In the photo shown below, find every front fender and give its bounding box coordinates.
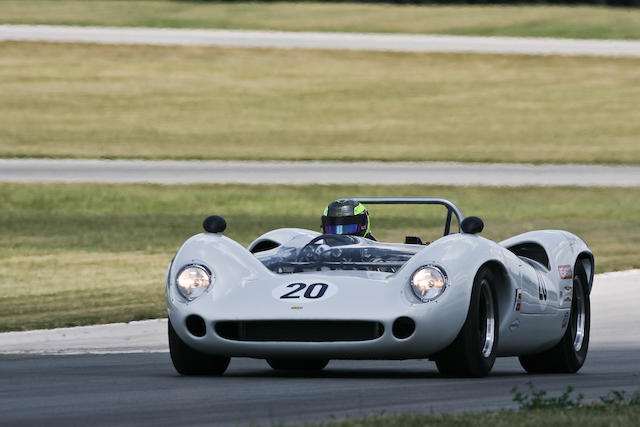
[167,233,275,307]
[397,234,518,347]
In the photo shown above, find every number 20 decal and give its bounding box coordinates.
[281,283,328,299]
[272,282,337,302]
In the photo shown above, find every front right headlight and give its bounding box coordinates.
[176,264,213,301]
[410,265,447,302]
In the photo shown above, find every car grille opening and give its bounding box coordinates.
[215,320,384,342]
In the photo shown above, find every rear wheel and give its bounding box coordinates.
[266,358,329,371]
[518,265,590,374]
[434,267,499,378]
[168,319,230,376]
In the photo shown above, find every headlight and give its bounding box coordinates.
[176,264,213,301]
[410,265,447,302]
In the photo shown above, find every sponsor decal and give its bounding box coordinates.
[290,306,303,310]
[561,311,570,329]
[513,289,522,312]
[558,265,573,280]
[564,296,572,303]
[509,319,520,332]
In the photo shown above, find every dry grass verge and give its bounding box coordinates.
[1,42,639,164]
[1,183,638,331]
[2,2,640,39]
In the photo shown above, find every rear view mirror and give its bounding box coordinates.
[461,216,484,234]
[203,215,227,233]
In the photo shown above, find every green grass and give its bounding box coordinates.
[3,1,640,40]
[1,42,639,164]
[297,404,640,427]
[300,387,640,426]
[1,183,639,332]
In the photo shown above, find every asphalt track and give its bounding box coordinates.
[1,349,639,427]
[2,159,640,186]
[1,271,638,426]
[1,25,640,57]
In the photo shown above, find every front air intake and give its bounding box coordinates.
[215,320,384,342]
[392,317,416,339]
[186,315,206,337]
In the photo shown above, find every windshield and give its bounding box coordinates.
[254,234,422,274]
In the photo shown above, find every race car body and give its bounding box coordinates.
[165,198,593,377]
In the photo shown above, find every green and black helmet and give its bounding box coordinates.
[321,199,372,238]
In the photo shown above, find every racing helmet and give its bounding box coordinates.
[321,199,371,237]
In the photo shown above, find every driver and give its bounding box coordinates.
[321,199,376,240]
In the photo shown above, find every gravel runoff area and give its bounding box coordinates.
[0,270,638,355]
[1,25,640,57]
[1,159,639,186]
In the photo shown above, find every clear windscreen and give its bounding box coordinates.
[254,234,422,274]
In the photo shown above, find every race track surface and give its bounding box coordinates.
[1,271,638,425]
[1,349,639,427]
[2,159,640,186]
[1,25,640,57]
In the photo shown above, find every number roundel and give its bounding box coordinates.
[272,282,337,302]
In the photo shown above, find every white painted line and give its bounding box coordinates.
[2,159,640,186]
[589,270,640,349]
[1,25,640,57]
[0,271,638,355]
[595,269,640,278]
[0,319,168,355]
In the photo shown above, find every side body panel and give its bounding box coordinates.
[498,230,594,356]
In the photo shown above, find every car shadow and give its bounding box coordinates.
[222,367,526,379]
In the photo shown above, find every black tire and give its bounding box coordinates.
[434,267,499,378]
[168,319,230,376]
[266,358,329,371]
[518,264,590,374]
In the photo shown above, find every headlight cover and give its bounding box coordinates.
[410,265,447,302]
[175,264,213,301]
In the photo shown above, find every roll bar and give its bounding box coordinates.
[351,197,464,235]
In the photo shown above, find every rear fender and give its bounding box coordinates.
[500,230,594,294]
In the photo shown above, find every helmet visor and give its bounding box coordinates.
[323,223,364,235]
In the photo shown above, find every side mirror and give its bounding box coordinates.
[203,215,227,233]
[461,216,484,234]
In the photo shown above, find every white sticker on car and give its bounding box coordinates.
[272,282,338,303]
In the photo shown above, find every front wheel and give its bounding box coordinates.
[266,358,329,371]
[434,267,499,378]
[518,265,590,374]
[168,319,230,376]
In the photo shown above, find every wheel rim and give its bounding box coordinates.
[478,279,495,358]
[571,278,586,352]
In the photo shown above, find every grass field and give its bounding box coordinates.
[1,42,639,164]
[303,404,640,427]
[1,183,639,332]
[308,405,639,426]
[2,1,640,40]
[304,386,640,426]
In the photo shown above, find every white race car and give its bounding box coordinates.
[165,197,593,377]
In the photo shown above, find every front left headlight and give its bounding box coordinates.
[410,265,447,302]
[176,264,213,301]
